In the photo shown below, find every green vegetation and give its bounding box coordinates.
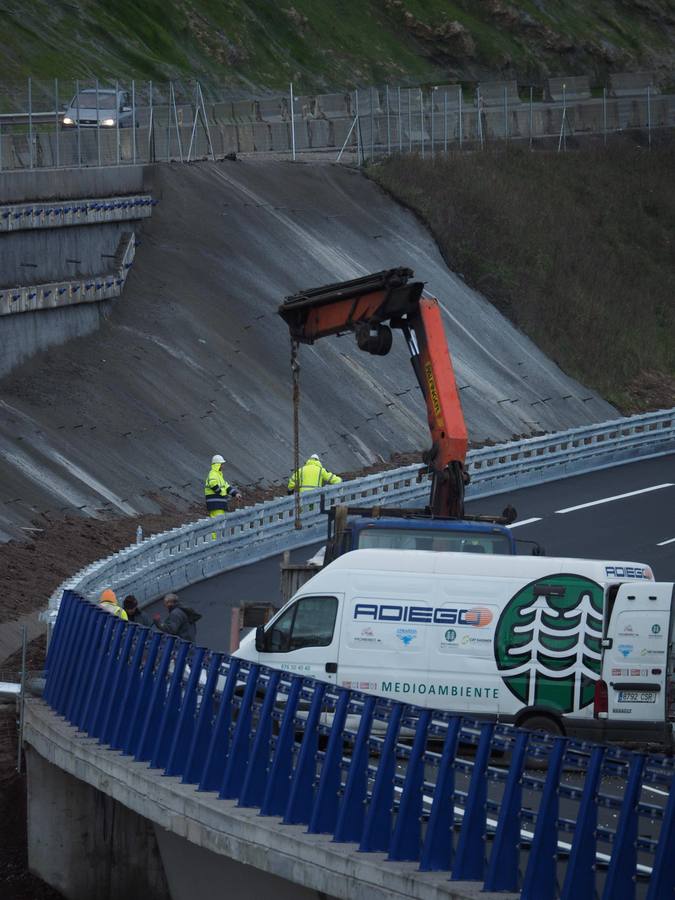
[369,145,675,412]
[1,0,674,102]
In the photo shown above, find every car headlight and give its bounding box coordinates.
[62,116,74,125]
[101,118,115,127]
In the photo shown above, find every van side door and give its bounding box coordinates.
[604,584,673,724]
[258,594,343,683]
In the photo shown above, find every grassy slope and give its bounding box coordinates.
[369,145,675,412]
[1,0,674,102]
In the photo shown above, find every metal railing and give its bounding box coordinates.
[43,590,675,899]
[43,408,675,626]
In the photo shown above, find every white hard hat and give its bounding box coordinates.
[211,454,226,464]
[310,453,320,460]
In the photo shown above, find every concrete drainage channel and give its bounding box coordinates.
[43,407,675,626]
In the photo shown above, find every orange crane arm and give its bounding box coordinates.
[279,268,469,517]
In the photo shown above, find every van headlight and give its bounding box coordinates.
[62,116,74,125]
[101,118,115,127]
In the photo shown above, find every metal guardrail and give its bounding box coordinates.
[43,591,675,899]
[43,408,675,625]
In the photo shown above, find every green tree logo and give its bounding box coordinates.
[494,574,604,714]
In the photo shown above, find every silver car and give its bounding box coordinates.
[62,88,136,128]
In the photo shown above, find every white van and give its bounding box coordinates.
[235,549,673,747]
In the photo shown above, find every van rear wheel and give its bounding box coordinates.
[519,714,564,769]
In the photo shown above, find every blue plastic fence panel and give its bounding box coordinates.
[71,614,108,731]
[63,602,100,724]
[150,640,191,770]
[220,664,260,799]
[359,702,403,853]
[123,631,162,756]
[602,754,645,900]
[521,736,567,900]
[198,657,241,792]
[483,729,530,892]
[110,628,149,751]
[389,708,431,861]
[646,771,675,900]
[99,624,136,745]
[165,646,207,777]
[91,619,127,740]
[451,721,494,882]
[333,694,376,844]
[284,681,327,825]
[81,615,116,734]
[308,689,351,836]
[419,716,461,872]
[182,651,224,785]
[44,591,77,705]
[239,670,281,808]
[53,598,93,715]
[560,745,605,900]
[260,677,303,817]
[136,636,176,762]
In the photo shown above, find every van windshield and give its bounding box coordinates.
[356,526,511,554]
[71,92,118,109]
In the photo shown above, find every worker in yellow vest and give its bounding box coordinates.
[288,454,342,493]
[204,454,241,517]
[98,588,128,621]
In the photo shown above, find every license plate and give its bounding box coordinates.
[618,691,656,703]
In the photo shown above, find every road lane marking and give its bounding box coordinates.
[508,517,543,529]
[555,483,674,515]
[657,536,675,546]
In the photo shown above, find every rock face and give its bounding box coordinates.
[0,160,616,540]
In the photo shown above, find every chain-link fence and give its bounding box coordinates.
[1,76,673,172]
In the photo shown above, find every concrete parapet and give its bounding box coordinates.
[0,165,149,202]
[316,93,351,118]
[609,71,658,97]
[546,75,591,102]
[258,96,288,122]
[231,99,260,122]
[0,194,153,232]
[477,80,520,106]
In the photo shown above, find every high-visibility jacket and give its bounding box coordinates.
[99,601,128,621]
[205,463,234,514]
[288,458,342,493]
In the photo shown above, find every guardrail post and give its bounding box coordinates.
[165,646,207,776]
[309,689,351,834]
[560,745,605,900]
[150,640,192,769]
[99,623,136,745]
[419,716,461,871]
[284,681,327,825]
[388,708,431,861]
[238,670,281,807]
[333,694,376,843]
[220,663,260,799]
[359,702,403,852]
[647,772,675,900]
[183,651,224,784]
[483,729,530,891]
[135,636,176,762]
[451,721,494,881]
[198,657,241,791]
[521,736,567,900]
[122,631,162,756]
[260,676,303,816]
[602,753,645,900]
[110,628,149,750]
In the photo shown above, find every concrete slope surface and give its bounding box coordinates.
[0,160,615,540]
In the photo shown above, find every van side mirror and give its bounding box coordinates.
[122,105,131,112]
[255,625,266,652]
[601,638,613,649]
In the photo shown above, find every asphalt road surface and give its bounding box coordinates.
[152,453,675,651]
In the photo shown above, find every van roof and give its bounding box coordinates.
[312,548,653,584]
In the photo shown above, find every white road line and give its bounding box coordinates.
[555,483,674,515]
[508,517,543,529]
[657,536,675,546]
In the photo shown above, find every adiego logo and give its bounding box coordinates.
[354,603,493,628]
[605,565,653,580]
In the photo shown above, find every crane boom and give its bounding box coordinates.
[279,267,469,517]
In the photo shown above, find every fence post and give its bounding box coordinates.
[99,623,135,745]
[529,85,533,149]
[386,84,391,155]
[451,721,494,881]
[76,79,81,167]
[646,772,675,900]
[359,702,403,852]
[647,84,652,148]
[603,86,607,146]
[398,85,402,152]
[430,89,435,159]
[182,650,224,784]
[370,86,374,160]
[484,730,530,891]
[122,630,162,756]
[458,85,463,149]
[28,77,33,169]
[110,628,149,750]
[238,669,281,808]
[333,694,376,843]
[308,689,351,835]
[290,82,296,161]
[444,90,448,155]
[132,79,136,163]
[284,681,327,824]
[408,88,412,153]
[419,717,461,871]
[54,78,60,168]
[148,80,154,163]
[560,746,605,900]
[419,88,424,158]
[164,645,207,777]
[96,79,101,167]
[602,753,645,900]
[504,84,509,142]
[135,635,176,761]
[260,676,303,816]
[521,736,567,900]
[388,708,431,861]
[197,657,240,791]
